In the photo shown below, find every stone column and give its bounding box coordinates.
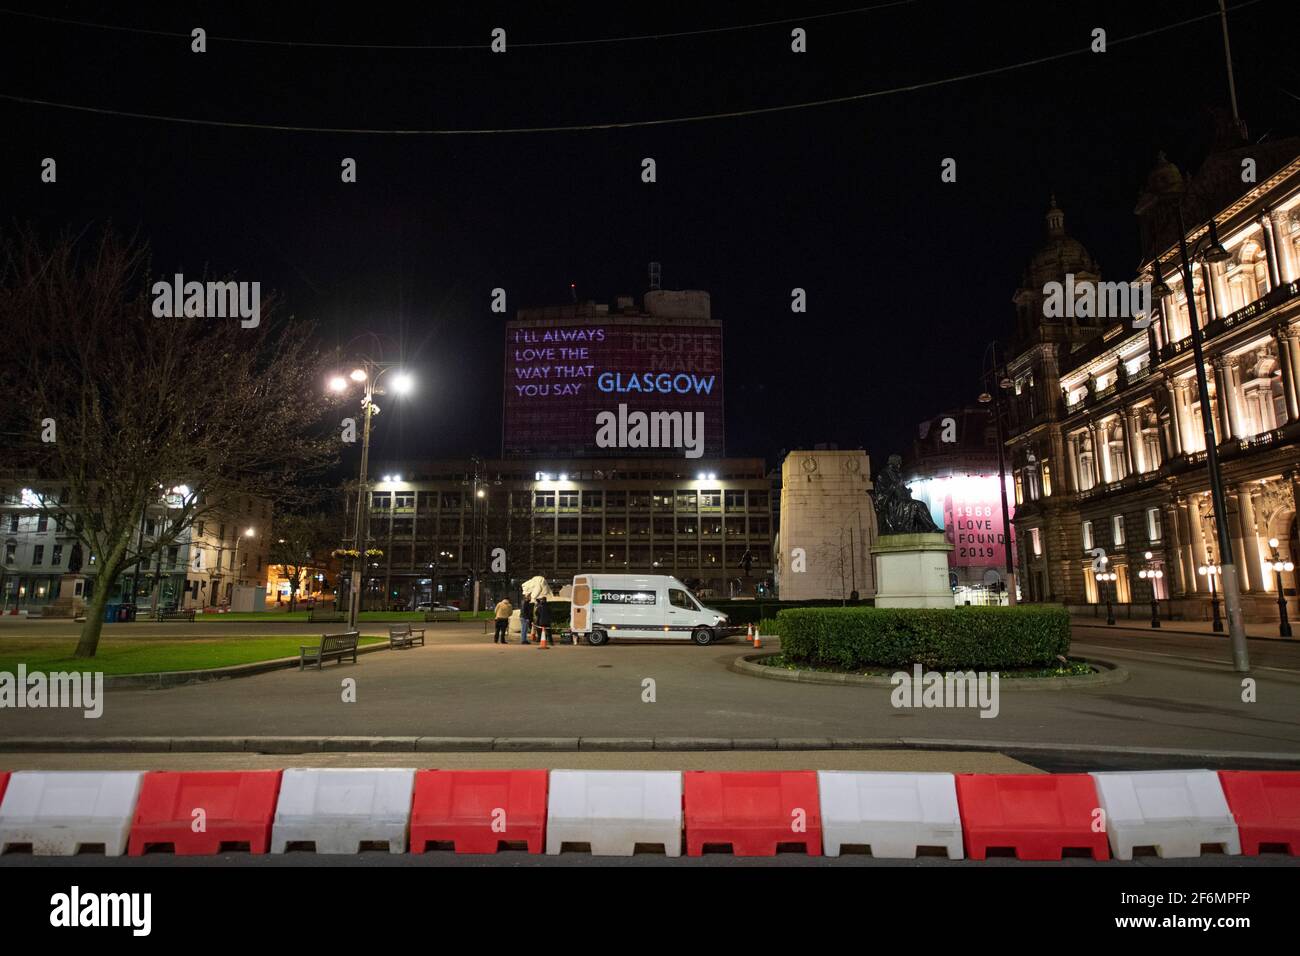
[1164,501,1187,597]
[1237,484,1263,592]
[1213,356,1234,441]
[1260,213,1281,290]
[1065,433,1080,493]
[1201,262,1218,324]
[1226,358,1246,439]
[1226,491,1251,593]
[1091,420,1110,484]
[1272,212,1297,284]
[1209,260,1230,323]
[1165,379,1183,456]
[1124,407,1144,474]
[1188,495,1210,585]
[1282,328,1300,424]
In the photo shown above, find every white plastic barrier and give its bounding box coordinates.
[0,771,143,856]
[1090,770,1241,860]
[817,770,964,859]
[546,770,682,856]
[270,768,416,854]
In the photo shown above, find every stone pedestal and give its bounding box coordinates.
[42,574,87,619]
[871,534,954,609]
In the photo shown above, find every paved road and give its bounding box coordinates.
[2,623,1298,758]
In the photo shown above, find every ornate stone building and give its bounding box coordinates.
[1005,142,1300,623]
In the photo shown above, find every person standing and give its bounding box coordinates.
[493,597,512,644]
[536,596,551,646]
[519,597,533,644]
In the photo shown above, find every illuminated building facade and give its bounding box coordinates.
[1004,141,1300,623]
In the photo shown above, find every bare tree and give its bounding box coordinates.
[0,226,339,656]
[269,512,336,611]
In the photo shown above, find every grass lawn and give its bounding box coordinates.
[194,610,449,622]
[0,635,385,675]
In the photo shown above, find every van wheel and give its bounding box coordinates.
[692,627,713,646]
[588,629,608,647]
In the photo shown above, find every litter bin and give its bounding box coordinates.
[103,602,120,623]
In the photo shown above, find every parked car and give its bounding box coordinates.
[415,602,460,612]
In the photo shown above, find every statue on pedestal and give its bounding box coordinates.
[871,455,940,535]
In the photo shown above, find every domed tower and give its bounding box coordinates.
[1011,196,1102,344]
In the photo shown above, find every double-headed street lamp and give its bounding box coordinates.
[1140,156,1248,670]
[1137,550,1163,629]
[328,361,415,628]
[1096,561,1118,626]
[1198,553,1223,633]
[1266,537,1294,638]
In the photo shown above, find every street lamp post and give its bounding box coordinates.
[1097,568,1117,625]
[1198,554,1223,633]
[229,526,255,605]
[1266,537,1294,638]
[1143,164,1247,670]
[328,363,414,629]
[979,341,1017,606]
[1137,550,1163,629]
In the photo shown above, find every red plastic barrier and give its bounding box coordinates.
[128,771,282,856]
[1218,771,1300,855]
[684,771,821,856]
[410,770,548,853]
[956,773,1109,861]
[0,772,9,807]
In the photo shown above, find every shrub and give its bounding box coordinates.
[777,605,1070,670]
[702,598,871,625]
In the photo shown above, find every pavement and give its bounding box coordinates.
[1,619,1298,763]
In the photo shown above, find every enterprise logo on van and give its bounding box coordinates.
[592,589,656,605]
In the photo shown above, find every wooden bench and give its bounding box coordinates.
[388,624,426,649]
[153,608,195,623]
[308,608,346,624]
[299,631,360,670]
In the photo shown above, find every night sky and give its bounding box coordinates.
[4,0,1296,473]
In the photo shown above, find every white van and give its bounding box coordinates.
[570,574,737,646]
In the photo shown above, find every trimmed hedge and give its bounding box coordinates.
[702,598,871,625]
[777,605,1070,670]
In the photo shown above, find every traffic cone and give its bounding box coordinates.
[746,623,753,644]
[538,628,549,649]
[753,626,762,649]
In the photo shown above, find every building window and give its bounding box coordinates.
[533,492,555,511]
[1081,520,1094,551]
[52,544,63,566]
[558,491,579,511]
[675,492,698,512]
[1112,515,1125,547]
[37,515,47,532]
[1014,474,1024,505]
[725,490,745,510]
[7,515,16,533]
[394,493,415,510]
[168,546,179,567]
[1030,528,1042,557]
[370,492,391,510]
[1146,507,1162,542]
[33,544,44,565]
[1041,462,1052,497]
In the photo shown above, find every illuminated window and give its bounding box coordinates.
[1030,528,1042,557]
[1146,507,1162,541]
[1112,515,1125,546]
[1082,520,1094,551]
[1041,462,1052,497]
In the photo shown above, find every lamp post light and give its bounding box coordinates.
[979,341,1017,606]
[1266,537,1294,638]
[228,526,255,604]
[1097,569,1117,625]
[1198,554,1223,633]
[328,361,415,628]
[1140,159,1248,670]
[1137,550,1163,629]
